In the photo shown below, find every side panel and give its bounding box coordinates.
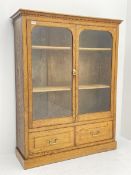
[14,16,28,158]
[14,17,25,156]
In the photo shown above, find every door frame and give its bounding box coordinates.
[26,19,76,128]
[75,25,117,122]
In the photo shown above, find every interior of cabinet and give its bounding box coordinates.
[31,26,113,119]
[31,26,73,120]
[32,91,72,119]
[78,30,112,115]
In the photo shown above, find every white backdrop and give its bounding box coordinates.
[121,0,131,139]
[0,0,127,155]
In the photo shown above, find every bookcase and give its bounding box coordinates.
[11,9,121,169]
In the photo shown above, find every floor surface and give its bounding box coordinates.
[0,137,131,175]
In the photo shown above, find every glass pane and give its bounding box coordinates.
[79,30,112,48]
[79,89,110,114]
[78,30,112,115]
[33,92,71,119]
[31,26,72,120]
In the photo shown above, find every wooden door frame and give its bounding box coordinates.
[75,25,117,122]
[26,19,76,128]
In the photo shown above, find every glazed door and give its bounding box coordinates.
[27,20,75,128]
[76,26,115,121]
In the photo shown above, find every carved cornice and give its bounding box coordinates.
[11,9,122,25]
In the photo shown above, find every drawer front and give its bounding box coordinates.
[76,121,112,145]
[29,127,74,154]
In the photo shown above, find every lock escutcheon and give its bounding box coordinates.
[73,69,77,76]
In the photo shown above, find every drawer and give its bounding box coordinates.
[29,127,74,154]
[76,121,112,145]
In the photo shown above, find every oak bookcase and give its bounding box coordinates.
[11,9,122,169]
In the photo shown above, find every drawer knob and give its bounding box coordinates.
[90,130,100,136]
[48,138,57,145]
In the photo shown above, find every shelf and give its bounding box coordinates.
[32,46,111,51]
[32,45,71,50]
[33,84,110,93]
[79,47,112,51]
[33,86,71,92]
[79,84,110,90]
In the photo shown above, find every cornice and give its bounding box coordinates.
[11,9,122,25]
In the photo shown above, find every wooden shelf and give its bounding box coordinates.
[33,86,71,92]
[32,46,111,51]
[79,47,112,51]
[33,84,110,93]
[32,45,71,50]
[79,84,110,90]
